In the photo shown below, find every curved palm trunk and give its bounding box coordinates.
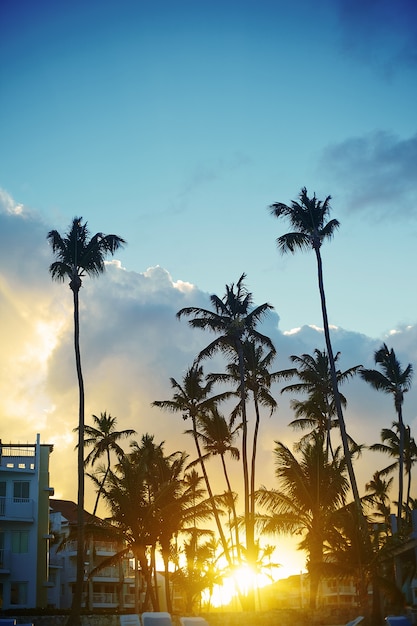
[314,247,361,509]
[191,416,233,568]
[250,394,260,530]
[69,286,85,626]
[92,447,111,516]
[219,453,241,561]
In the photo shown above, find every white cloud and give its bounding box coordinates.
[0,197,416,521]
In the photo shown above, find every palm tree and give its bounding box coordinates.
[280,349,360,455]
[360,344,413,530]
[47,217,125,623]
[188,407,241,559]
[208,340,281,542]
[152,365,234,569]
[255,432,349,607]
[269,188,361,511]
[370,422,417,527]
[364,471,393,530]
[177,274,275,569]
[79,411,136,515]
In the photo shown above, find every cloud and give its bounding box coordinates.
[320,131,417,218]
[1,191,416,523]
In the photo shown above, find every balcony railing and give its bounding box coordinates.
[92,592,118,605]
[0,497,34,520]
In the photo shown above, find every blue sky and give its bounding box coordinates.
[2,0,416,336]
[1,0,417,577]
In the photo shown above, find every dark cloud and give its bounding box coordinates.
[334,0,417,73]
[320,131,417,218]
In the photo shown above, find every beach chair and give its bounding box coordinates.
[386,617,412,626]
[0,620,16,626]
[141,613,172,626]
[180,618,209,626]
[120,615,141,626]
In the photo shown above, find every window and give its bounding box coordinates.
[13,481,29,501]
[10,581,28,605]
[12,531,29,553]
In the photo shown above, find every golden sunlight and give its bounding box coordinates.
[205,564,274,609]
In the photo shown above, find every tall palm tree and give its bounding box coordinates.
[177,274,275,569]
[280,349,360,455]
[152,365,234,568]
[255,432,349,608]
[360,344,413,530]
[79,411,136,514]
[47,217,125,624]
[269,188,361,511]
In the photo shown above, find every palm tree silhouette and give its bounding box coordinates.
[153,365,234,568]
[47,217,125,623]
[177,274,274,570]
[188,407,241,559]
[80,411,136,515]
[361,344,413,530]
[280,349,360,455]
[256,432,349,608]
[208,340,281,542]
[269,188,361,510]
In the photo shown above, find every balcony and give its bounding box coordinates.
[0,548,11,572]
[94,541,121,555]
[0,497,34,521]
[90,565,120,581]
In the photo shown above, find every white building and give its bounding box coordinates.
[0,434,54,609]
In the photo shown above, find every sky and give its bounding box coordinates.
[1,0,417,579]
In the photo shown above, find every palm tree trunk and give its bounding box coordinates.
[396,404,405,531]
[236,344,253,564]
[162,547,172,613]
[220,454,241,561]
[191,416,234,568]
[69,286,85,626]
[92,448,111,516]
[250,395,260,532]
[314,247,361,509]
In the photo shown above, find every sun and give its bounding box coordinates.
[204,564,273,608]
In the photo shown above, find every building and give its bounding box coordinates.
[48,499,137,610]
[0,434,54,609]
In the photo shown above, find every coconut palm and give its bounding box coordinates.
[363,471,393,530]
[152,365,234,568]
[255,432,349,607]
[177,274,275,568]
[370,422,417,527]
[188,407,241,559]
[280,349,361,455]
[208,340,282,543]
[269,188,361,510]
[47,217,125,623]
[78,411,136,514]
[360,344,413,530]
